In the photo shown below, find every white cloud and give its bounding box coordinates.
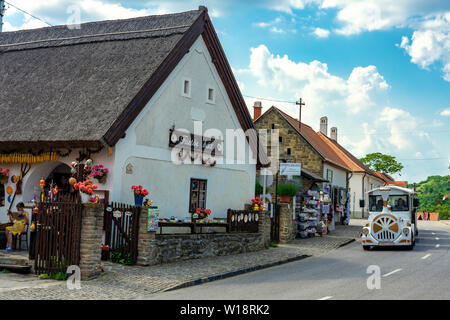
[312,27,330,38]
[240,44,441,180]
[441,108,450,116]
[270,26,285,34]
[399,13,450,81]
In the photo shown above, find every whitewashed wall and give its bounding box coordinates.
[112,36,256,219]
[349,173,384,218]
[323,163,347,189]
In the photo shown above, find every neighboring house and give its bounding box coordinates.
[373,172,408,188]
[322,137,386,218]
[0,7,267,223]
[253,104,351,226]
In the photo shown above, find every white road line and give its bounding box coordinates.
[421,254,432,260]
[382,269,402,277]
[318,296,333,300]
[432,232,435,235]
[435,237,439,240]
[435,244,440,248]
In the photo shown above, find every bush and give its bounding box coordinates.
[276,183,299,197]
[255,180,271,196]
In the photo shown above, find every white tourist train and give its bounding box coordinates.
[361,185,419,250]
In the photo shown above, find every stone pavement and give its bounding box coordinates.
[0,223,362,300]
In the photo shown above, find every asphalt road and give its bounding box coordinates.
[150,221,450,300]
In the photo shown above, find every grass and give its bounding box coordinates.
[269,242,279,248]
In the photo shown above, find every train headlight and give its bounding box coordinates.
[402,227,410,235]
[362,227,370,236]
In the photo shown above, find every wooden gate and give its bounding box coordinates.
[34,201,83,275]
[103,203,140,265]
[271,204,280,242]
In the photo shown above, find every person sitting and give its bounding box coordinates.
[394,198,407,211]
[376,199,384,211]
[5,202,29,252]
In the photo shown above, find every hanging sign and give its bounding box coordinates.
[280,163,301,176]
[169,128,223,157]
[146,207,160,232]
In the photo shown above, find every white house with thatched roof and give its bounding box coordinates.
[0,7,268,223]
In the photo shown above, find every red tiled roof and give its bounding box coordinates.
[274,108,351,172]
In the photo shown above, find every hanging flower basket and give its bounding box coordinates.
[90,165,108,184]
[73,181,98,203]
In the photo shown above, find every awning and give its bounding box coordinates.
[301,168,328,183]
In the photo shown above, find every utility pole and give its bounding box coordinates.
[0,0,5,33]
[296,98,305,131]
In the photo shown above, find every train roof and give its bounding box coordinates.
[368,185,416,195]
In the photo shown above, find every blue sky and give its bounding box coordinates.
[2,0,450,183]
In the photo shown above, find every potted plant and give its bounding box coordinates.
[90,164,109,184]
[73,181,98,203]
[132,185,149,206]
[0,168,10,184]
[193,208,211,222]
[276,183,299,203]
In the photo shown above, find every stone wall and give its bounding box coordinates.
[79,204,103,280]
[278,202,295,243]
[254,108,323,176]
[136,210,271,266]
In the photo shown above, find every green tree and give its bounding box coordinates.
[360,152,404,175]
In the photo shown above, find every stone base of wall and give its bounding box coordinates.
[141,233,264,265]
[79,204,104,280]
[279,203,295,244]
[137,210,271,266]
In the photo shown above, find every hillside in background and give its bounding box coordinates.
[409,175,450,220]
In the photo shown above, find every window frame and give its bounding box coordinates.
[182,77,191,98]
[206,86,215,104]
[189,178,208,213]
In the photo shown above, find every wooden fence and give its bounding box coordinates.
[227,209,259,233]
[103,203,140,265]
[34,201,83,275]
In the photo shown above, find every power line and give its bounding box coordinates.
[4,1,52,27]
[242,94,297,104]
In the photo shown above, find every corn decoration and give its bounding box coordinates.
[0,152,59,164]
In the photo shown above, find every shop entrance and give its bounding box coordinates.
[44,163,72,197]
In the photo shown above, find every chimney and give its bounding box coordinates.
[253,101,262,121]
[330,127,337,141]
[320,116,328,136]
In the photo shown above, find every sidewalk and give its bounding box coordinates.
[0,223,362,300]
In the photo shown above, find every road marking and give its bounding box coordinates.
[435,244,440,248]
[382,269,402,277]
[432,232,435,235]
[421,254,431,260]
[318,296,333,300]
[435,237,439,240]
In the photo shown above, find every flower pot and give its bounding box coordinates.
[134,195,144,206]
[80,192,91,203]
[97,176,107,184]
[279,195,292,203]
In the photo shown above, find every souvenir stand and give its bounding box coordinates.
[322,186,334,232]
[295,190,325,238]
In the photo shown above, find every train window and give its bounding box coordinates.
[369,195,383,212]
[389,195,409,211]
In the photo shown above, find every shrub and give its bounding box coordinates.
[276,183,299,197]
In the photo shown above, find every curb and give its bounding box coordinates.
[338,238,356,247]
[164,254,311,292]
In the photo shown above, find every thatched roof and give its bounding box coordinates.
[0,9,202,145]
[0,7,269,166]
